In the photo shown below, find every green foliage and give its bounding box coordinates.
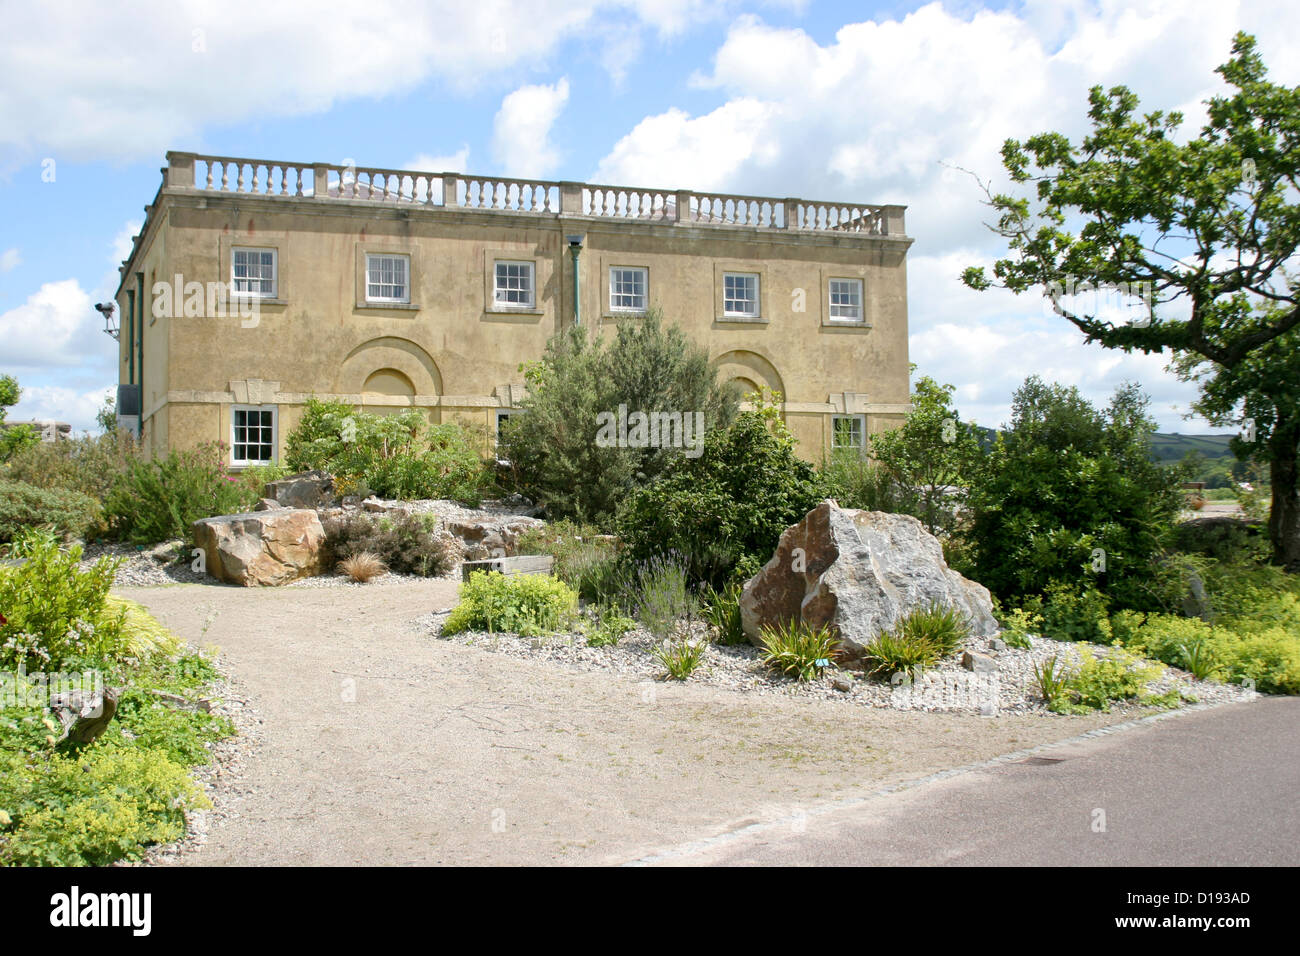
[997,606,1039,648]
[963,34,1300,567]
[0,566,232,866]
[0,424,38,463]
[0,479,101,545]
[651,637,707,680]
[818,450,909,514]
[4,429,139,504]
[894,601,970,657]
[285,399,485,504]
[0,746,207,866]
[585,605,635,648]
[631,554,695,642]
[1034,584,1114,644]
[864,630,937,681]
[0,374,19,419]
[104,442,254,545]
[617,400,824,588]
[517,521,627,604]
[1031,655,1071,705]
[442,571,578,637]
[503,310,739,524]
[965,377,1183,611]
[758,620,837,681]
[699,582,746,646]
[322,512,456,577]
[1048,650,1156,714]
[0,531,127,670]
[868,374,983,535]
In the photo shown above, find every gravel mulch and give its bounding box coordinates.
[419,612,1258,718]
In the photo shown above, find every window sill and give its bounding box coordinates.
[822,320,873,330]
[716,315,769,325]
[354,301,420,312]
[602,310,649,320]
[485,307,545,316]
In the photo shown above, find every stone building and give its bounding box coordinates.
[112,151,912,467]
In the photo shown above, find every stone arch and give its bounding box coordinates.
[712,349,785,400]
[363,368,415,397]
[338,337,442,396]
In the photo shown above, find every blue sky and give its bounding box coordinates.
[2,0,1297,433]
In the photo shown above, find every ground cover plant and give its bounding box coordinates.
[442,571,579,637]
[0,531,233,865]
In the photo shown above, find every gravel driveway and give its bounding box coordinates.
[120,579,1163,865]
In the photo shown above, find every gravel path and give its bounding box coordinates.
[110,577,1256,866]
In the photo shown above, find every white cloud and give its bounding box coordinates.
[0,279,106,368]
[405,146,471,174]
[594,0,1298,432]
[7,384,114,433]
[0,248,19,272]
[110,221,142,268]
[492,78,571,178]
[0,1,742,162]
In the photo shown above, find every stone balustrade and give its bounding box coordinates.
[166,151,906,236]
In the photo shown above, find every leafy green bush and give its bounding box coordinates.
[285,399,484,503]
[322,512,457,577]
[818,451,911,514]
[584,605,635,648]
[4,430,138,503]
[502,310,739,524]
[104,443,254,545]
[442,572,578,636]
[1048,650,1157,714]
[0,479,101,545]
[996,606,1038,648]
[965,378,1183,611]
[0,531,127,670]
[759,620,837,681]
[617,400,823,588]
[1036,585,1114,644]
[1031,655,1071,704]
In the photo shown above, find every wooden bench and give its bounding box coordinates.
[461,555,554,582]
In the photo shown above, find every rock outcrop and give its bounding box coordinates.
[264,470,336,510]
[192,509,326,586]
[740,500,997,665]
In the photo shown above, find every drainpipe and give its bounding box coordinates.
[126,289,135,385]
[566,234,584,327]
[136,272,145,437]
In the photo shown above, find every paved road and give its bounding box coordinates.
[645,698,1300,866]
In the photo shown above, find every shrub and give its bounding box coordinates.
[700,582,745,646]
[0,531,127,670]
[1049,650,1156,714]
[631,554,695,641]
[585,605,635,648]
[442,572,578,636]
[285,399,484,504]
[0,479,101,545]
[965,378,1183,611]
[759,620,837,681]
[104,443,253,545]
[1037,585,1114,644]
[617,398,824,588]
[502,310,739,523]
[894,601,969,657]
[651,637,707,680]
[996,606,1039,648]
[864,631,939,681]
[340,552,386,583]
[518,521,627,604]
[818,451,911,514]
[323,513,457,577]
[4,430,138,503]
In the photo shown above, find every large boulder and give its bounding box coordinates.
[192,509,326,586]
[443,514,545,561]
[264,469,336,509]
[740,500,997,665]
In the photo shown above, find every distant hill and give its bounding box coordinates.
[972,426,1236,462]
